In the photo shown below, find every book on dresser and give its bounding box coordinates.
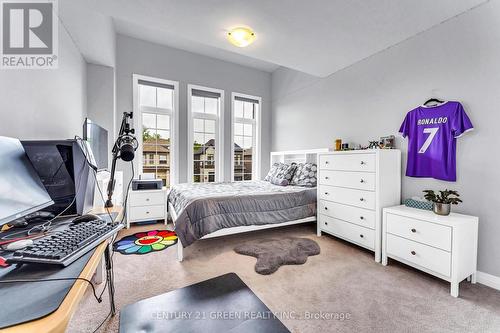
[317,150,401,262]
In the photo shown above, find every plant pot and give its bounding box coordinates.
[433,203,451,216]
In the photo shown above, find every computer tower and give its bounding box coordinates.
[21,139,96,216]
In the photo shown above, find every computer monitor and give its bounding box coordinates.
[83,118,108,170]
[21,139,96,217]
[0,136,54,227]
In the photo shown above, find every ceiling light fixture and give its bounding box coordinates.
[227,27,256,47]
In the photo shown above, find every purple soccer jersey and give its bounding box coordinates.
[399,101,473,181]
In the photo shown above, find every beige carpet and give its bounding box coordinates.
[67,223,500,333]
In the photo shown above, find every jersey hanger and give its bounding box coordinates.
[422,98,446,107]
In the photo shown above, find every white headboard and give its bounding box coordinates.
[270,148,330,167]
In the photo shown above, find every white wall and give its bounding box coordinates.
[0,20,87,140]
[271,0,500,276]
[87,63,116,161]
[116,34,272,183]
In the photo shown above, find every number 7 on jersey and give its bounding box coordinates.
[419,127,439,154]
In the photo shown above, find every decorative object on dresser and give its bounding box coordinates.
[423,189,462,216]
[126,188,168,228]
[380,135,395,149]
[403,197,433,211]
[317,150,401,262]
[368,140,380,149]
[382,205,478,297]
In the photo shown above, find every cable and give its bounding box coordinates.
[0,277,103,303]
[74,136,114,224]
[23,140,89,236]
[2,138,124,332]
[110,160,134,262]
[92,309,112,333]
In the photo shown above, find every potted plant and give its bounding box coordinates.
[423,190,462,216]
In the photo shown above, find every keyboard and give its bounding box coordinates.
[9,219,123,267]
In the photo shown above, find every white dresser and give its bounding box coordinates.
[382,205,478,297]
[317,150,401,262]
[126,188,168,228]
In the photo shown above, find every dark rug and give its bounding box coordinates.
[119,273,290,333]
[113,230,177,255]
[234,237,320,275]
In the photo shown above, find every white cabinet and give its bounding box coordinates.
[126,188,168,228]
[382,205,478,297]
[317,150,401,262]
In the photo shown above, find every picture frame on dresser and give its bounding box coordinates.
[317,150,401,262]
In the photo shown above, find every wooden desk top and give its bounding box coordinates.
[2,206,123,333]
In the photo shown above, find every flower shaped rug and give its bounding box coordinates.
[113,230,178,255]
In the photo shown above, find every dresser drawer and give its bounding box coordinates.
[386,234,451,277]
[319,154,375,172]
[129,191,165,207]
[318,186,375,210]
[317,201,375,229]
[129,205,165,221]
[386,213,452,251]
[319,170,375,191]
[319,215,375,250]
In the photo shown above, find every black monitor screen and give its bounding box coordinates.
[0,136,54,226]
[22,143,77,216]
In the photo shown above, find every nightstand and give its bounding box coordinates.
[382,205,478,297]
[126,188,168,228]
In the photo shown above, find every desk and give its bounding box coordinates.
[2,206,123,333]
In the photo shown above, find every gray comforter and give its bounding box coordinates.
[168,181,317,247]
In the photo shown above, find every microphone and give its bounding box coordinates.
[106,112,137,208]
[118,134,137,162]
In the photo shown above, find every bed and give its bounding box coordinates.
[168,149,328,261]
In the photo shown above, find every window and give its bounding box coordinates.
[134,75,178,187]
[232,93,261,181]
[188,85,224,183]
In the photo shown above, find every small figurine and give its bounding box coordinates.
[368,141,380,149]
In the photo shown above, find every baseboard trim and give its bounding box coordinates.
[476,271,500,291]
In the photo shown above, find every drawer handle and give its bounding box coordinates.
[411,228,416,233]
[360,161,365,165]
[359,234,364,238]
[325,176,330,180]
[146,211,150,214]
[360,216,364,220]
[146,198,150,201]
[359,198,365,201]
[324,192,329,195]
[325,222,328,226]
[324,207,328,210]
[325,161,329,164]
[411,251,416,256]
[360,179,365,183]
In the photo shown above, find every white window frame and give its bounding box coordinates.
[231,92,262,181]
[187,84,225,183]
[132,74,179,186]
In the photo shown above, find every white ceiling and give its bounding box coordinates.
[61,0,488,77]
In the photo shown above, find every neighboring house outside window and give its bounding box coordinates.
[232,93,261,181]
[134,75,179,187]
[188,85,224,183]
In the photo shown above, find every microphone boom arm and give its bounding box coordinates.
[105,112,136,208]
